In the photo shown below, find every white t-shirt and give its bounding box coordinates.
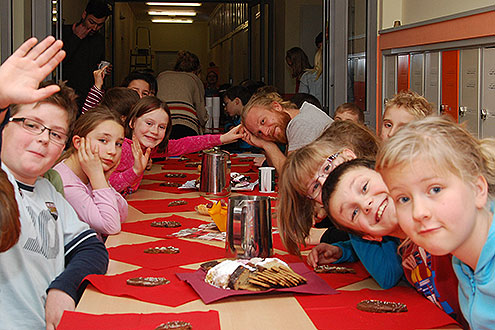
[0,163,89,330]
[286,101,333,152]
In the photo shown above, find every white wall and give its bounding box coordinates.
[380,0,494,29]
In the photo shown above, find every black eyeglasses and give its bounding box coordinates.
[9,117,68,146]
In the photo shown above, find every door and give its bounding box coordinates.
[382,54,396,112]
[441,50,459,121]
[459,48,480,137]
[424,51,441,114]
[481,47,495,138]
[409,53,424,95]
[397,54,409,93]
[324,0,377,127]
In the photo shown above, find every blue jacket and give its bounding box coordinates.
[453,212,495,330]
[333,234,404,289]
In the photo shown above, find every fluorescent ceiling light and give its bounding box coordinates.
[148,10,197,16]
[146,2,201,6]
[152,18,193,23]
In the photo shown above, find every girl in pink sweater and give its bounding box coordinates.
[54,107,128,240]
[109,96,242,195]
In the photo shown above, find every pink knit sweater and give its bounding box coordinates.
[109,134,222,194]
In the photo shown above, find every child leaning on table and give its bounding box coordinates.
[0,82,109,330]
[54,106,128,241]
[376,116,495,330]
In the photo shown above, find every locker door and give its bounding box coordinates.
[441,50,459,121]
[459,48,480,137]
[425,52,441,115]
[410,53,424,95]
[397,54,410,93]
[481,47,495,138]
[383,55,396,113]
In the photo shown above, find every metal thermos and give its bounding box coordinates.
[199,149,231,197]
[226,195,273,258]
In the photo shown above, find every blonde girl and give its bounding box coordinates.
[278,120,380,255]
[381,90,433,140]
[376,116,495,329]
[54,107,128,239]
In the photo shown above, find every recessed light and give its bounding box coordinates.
[148,10,197,16]
[152,18,194,23]
[146,2,201,6]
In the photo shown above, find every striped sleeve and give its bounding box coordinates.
[81,85,105,114]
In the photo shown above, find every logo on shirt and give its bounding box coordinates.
[45,202,58,221]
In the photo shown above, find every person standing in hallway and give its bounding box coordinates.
[62,0,111,112]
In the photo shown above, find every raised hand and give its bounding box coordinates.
[72,22,91,39]
[220,124,243,144]
[93,66,107,90]
[0,36,66,109]
[131,135,151,176]
[307,243,343,268]
[77,137,108,190]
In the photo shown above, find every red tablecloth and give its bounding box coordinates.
[296,286,458,330]
[107,238,226,270]
[83,266,198,307]
[121,215,210,239]
[128,196,211,214]
[143,172,198,182]
[58,310,220,330]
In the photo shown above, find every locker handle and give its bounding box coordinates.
[459,106,467,117]
[481,108,488,121]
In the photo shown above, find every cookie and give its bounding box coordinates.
[150,220,182,228]
[159,182,181,187]
[200,260,220,271]
[126,276,170,287]
[195,204,210,215]
[164,173,186,178]
[356,299,408,313]
[144,246,180,254]
[154,321,192,330]
[314,265,356,274]
[168,200,187,207]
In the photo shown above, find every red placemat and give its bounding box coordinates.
[296,287,458,330]
[139,182,196,194]
[143,172,198,182]
[107,238,226,270]
[58,310,220,330]
[272,254,370,289]
[128,196,210,214]
[231,164,258,173]
[177,262,339,304]
[161,162,201,171]
[121,215,209,239]
[83,266,198,307]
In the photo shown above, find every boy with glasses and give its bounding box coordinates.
[0,82,109,330]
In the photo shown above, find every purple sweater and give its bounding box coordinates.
[54,161,128,239]
[109,135,222,194]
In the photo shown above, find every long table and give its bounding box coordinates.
[75,157,461,330]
